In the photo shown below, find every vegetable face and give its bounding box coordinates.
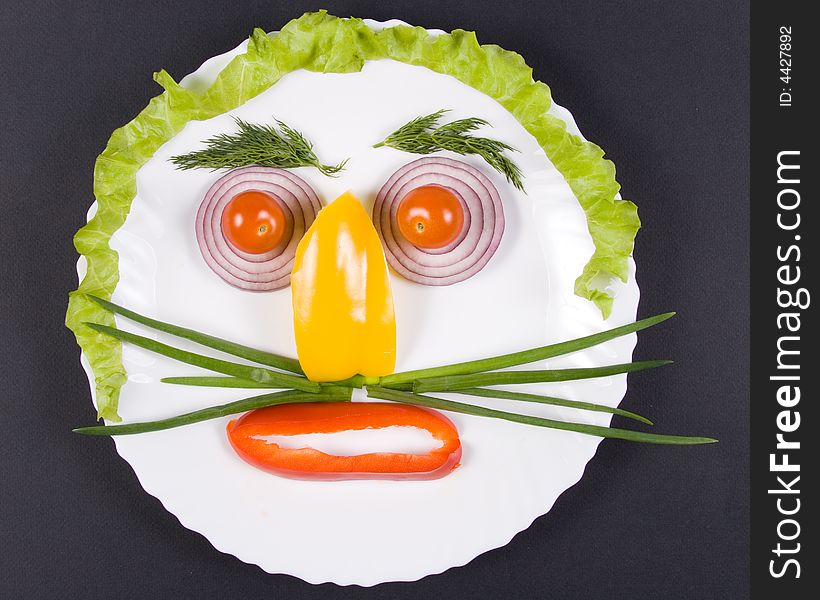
[226,402,462,480]
[396,185,466,249]
[68,13,645,422]
[291,192,396,382]
[221,191,287,254]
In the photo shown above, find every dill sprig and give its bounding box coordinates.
[170,117,347,176]
[374,109,525,191]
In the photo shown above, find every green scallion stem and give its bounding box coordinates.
[84,322,320,393]
[160,377,653,426]
[161,376,383,391]
[379,312,675,386]
[86,294,303,375]
[455,387,653,425]
[161,376,276,388]
[329,375,382,388]
[413,360,671,393]
[365,387,715,445]
[378,381,414,391]
[73,388,352,436]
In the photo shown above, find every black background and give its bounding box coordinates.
[0,1,749,598]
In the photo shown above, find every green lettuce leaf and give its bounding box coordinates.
[67,10,639,420]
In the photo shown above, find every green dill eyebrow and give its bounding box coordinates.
[373,109,524,191]
[170,117,347,176]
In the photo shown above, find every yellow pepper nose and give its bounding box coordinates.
[291,192,396,382]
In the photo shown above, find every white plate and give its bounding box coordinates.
[77,20,639,586]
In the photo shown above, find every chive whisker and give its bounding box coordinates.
[159,376,653,425]
[86,294,303,374]
[73,388,352,436]
[84,322,320,393]
[161,376,277,388]
[412,360,672,393]
[365,387,715,445]
[455,387,653,425]
[379,312,675,386]
[75,300,705,444]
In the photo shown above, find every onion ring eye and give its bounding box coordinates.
[372,157,505,285]
[195,166,321,291]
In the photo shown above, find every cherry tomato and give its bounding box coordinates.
[221,191,286,254]
[396,185,465,249]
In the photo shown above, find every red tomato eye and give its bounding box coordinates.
[396,185,465,249]
[221,190,287,254]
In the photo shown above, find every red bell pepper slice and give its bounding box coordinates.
[226,402,462,481]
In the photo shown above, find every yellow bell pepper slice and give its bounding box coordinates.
[291,192,396,381]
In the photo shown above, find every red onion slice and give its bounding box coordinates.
[195,167,320,291]
[373,157,505,285]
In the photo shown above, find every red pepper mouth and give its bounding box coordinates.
[226,401,462,481]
